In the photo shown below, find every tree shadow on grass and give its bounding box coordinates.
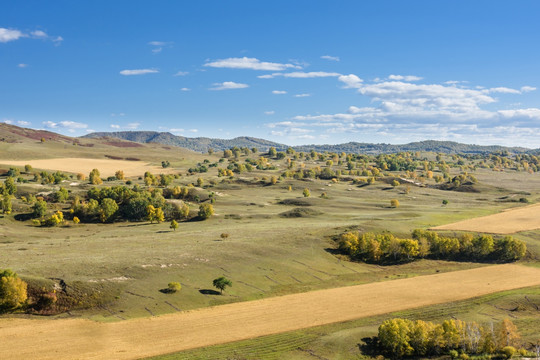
[199,289,220,295]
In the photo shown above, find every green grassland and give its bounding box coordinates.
[1,132,540,358]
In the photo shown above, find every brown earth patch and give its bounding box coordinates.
[1,264,539,360]
[432,203,540,234]
[0,158,176,177]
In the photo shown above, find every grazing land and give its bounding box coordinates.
[432,202,540,234]
[1,125,540,359]
[1,264,539,360]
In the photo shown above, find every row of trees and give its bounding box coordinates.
[377,318,522,358]
[338,230,526,264]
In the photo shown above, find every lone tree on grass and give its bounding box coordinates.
[170,219,178,231]
[212,276,232,294]
[198,203,214,220]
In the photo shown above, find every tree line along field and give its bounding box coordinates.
[1,138,540,358]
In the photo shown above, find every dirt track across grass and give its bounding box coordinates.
[432,203,540,234]
[0,158,175,177]
[1,264,540,360]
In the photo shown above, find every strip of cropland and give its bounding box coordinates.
[432,203,540,234]
[1,264,540,360]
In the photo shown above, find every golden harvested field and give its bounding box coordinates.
[432,203,540,234]
[0,157,175,177]
[1,264,540,360]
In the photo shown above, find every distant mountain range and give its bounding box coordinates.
[83,130,535,155]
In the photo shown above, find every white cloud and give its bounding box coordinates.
[17,63,28,68]
[338,74,364,88]
[498,108,540,119]
[43,121,88,130]
[259,71,341,79]
[272,90,287,94]
[188,129,198,133]
[180,87,191,91]
[0,28,62,44]
[487,87,521,94]
[388,74,423,81]
[321,55,340,61]
[170,128,185,134]
[120,69,159,76]
[264,111,275,115]
[294,93,311,98]
[31,30,47,38]
[110,124,120,129]
[110,113,125,117]
[521,86,536,93]
[151,48,162,54]
[148,41,166,46]
[210,81,249,90]
[1,119,13,124]
[17,120,30,126]
[0,28,25,43]
[174,71,189,76]
[204,57,301,71]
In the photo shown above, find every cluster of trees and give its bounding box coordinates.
[0,269,27,312]
[377,318,522,358]
[338,230,526,264]
[0,176,16,214]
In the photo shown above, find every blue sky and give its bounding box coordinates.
[2,1,540,147]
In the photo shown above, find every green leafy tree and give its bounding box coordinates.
[378,318,414,358]
[99,198,119,223]
[0,195,12,214]
[167,282,181,293]
[32,199,48,218]
[0,269,28,311]
[3,177,16,195]
[303,188,310,197]
[212,276,232,294]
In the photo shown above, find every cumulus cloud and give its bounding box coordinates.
[0,28,25,42]
[120,69,159,76]
[259,71,341,79]
[210,81,249,90]
[321,55,340,61]
[204,57,301,71]
[43,120,88,133]
[272,90,287,94]
[110,124,120,129]
[338,74,364,88]
[487,87,521,94]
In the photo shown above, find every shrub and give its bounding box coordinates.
[167,282,181,293]
[0,269,28,311]
[198,203,214,220]
[390,199,400,208]
[501,346,516,359]
[303,188,310,197]
[220,233,229,239]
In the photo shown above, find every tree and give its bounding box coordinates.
[198,203,214,219]
[392,180,400,187]
[197,177,204,187]
[212,276,232,294]
[378,318,414,358]
[147,205,165,223]
[73,216,80,225]
[496,318,520,349]
[99,198,119,223]
[115,170,125,180]
[89,168,102,185]
[390,199,400,208]
[32,199,47,218]
[0,269,28,311]
[268,147,277,157]
[54,187,69,202]
[170,219,178,231]
[24,164,32,172]
[303,188,310,197]
[3,177,16,195]
[0,195,12,214]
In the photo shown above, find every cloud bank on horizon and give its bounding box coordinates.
[2,2,540,147]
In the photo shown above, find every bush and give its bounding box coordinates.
[390,199,400,208]
[167,282,181,293]
[501,346,516,359]
[198,203,214,220]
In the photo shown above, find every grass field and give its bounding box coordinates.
[1,264,539,360]
[1,128,540,359]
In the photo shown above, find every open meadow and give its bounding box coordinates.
[1,127,540,359]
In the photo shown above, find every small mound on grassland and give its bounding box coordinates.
[279,207,322,218]
[278,198,312,206]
